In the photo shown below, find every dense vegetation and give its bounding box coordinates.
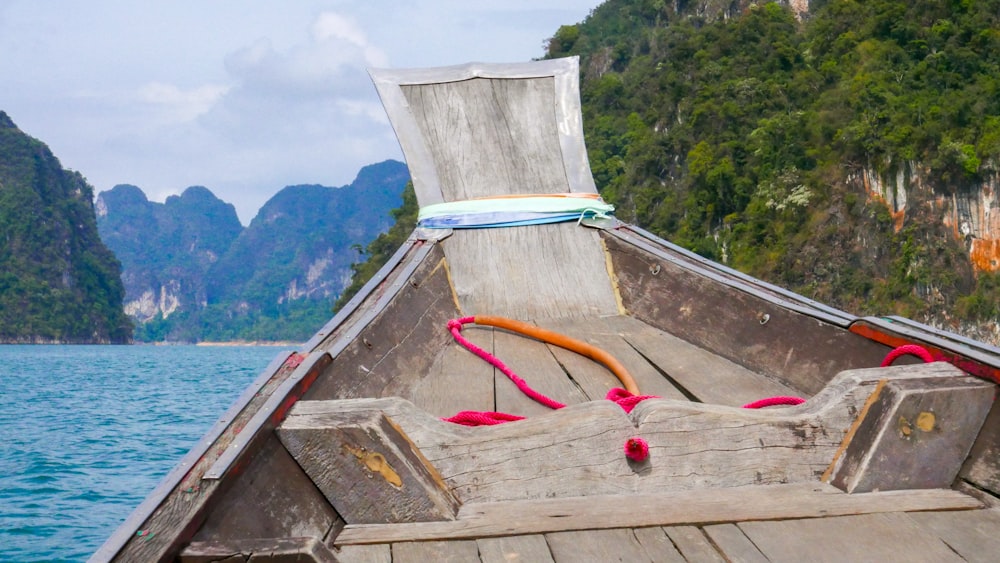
[542,0,1000,327]
[0,112,132,343]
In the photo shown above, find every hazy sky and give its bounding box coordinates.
[0,0,599,223]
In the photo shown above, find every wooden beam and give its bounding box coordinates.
[829,375,995,493]
[278,410,460,524]
[333,483,981,545]
[180,537,338,563]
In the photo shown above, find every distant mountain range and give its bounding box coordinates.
[96,160,409,342]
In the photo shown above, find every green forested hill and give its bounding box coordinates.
[545,0,1000,336]
[0,112,132,343]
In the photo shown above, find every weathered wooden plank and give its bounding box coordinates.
[604,232,892,395]
[617,316,802,406]
[545,529,659,562]
[441,224,620,321]
[961,396,1000,496]
[180,537,338,563]
[293,363,965,504]
[492,329,589,417]
[739,512,964,563]
[401,77,569,201]
[830,375,994,493]
[305,250,458,401]
[334,544,391,563]
[278,410,459,524]
[630,527,685,562]
[334,483,981,545]
[663,526,725,563]
[908,508,1000,563]
[702,524,768,563]
[390,540,479,563]
[477,535,554,563]
[193,437,340,543]
[411,328,495,418]
[542,316,688,401]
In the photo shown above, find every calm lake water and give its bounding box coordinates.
[0,344,295,562]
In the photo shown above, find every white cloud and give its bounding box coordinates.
[136,82,229,121]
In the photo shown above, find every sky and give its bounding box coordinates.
[0,0,600,224]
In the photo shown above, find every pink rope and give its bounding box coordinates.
[624,437,650,462]
[742,396,806,409]
[443,411,526,426]
[881,344,934,366]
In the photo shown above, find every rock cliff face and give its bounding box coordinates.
[96,160,409,341]
[855,161,1000,272]
[0,111,132,343]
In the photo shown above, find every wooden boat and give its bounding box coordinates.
[93,57,1000,562]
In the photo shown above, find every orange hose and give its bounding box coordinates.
[473,315,639,395]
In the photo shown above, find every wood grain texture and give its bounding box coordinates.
[908,508,1000,563]
[278,411,459,524]
[441,224,620,321]
[702,524,768,563]
[604,232,892,395]
[630,527,685,562]
[410,328,495,418]
[334,483,980,545]
[334,544,390,563]
[961,396,1000,497]
[180,537,338,563]
[390,540,479,563]
[477,535,554,563]
[663,526,725,563]
[738,512,964,563]
[545,529,661,562]
[618,317,801,405]
[830,375,995,493]
[492,328,589,416]
[401,78,568,201]
[289,363,965,504]
[192,437,340,543]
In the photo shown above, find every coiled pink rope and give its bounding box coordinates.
[880,343,935,366]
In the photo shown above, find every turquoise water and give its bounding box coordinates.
[0,345,294,563]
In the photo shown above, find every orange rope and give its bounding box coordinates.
[472,315,640,395]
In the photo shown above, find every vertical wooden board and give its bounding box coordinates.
[192,436,340,543]
[961,396,1000,496]
[442,225,620,321]
[616,316,803,406]
[544,316,688,401]
[335,544,391,563]
[604,234,891,395]
[401,78,567,201]
[663,526,725,563]
[411,327,495,418]
[391,540,479,563]
[545,529,658,562]
[546,343,619,400]
[908,508,1000,563]
[631,527,685,562]
[493,329,589,416]
[739,513,964,563]
[477,535,554,563]
[702,524,768,563]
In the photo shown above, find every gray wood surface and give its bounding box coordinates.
[908,508,1000,563]
[619,317,802,405]
[279,410,459,524]
[961,397,1000,496]
[545,529,660,562]
[334,483,980,545]
[411,329,495,418]
[335,544,391,563]
[289,363,966,504]
[390,540,479,563]
[477,535,554,563]
[702,524,768,563]
[830,375,994,493]
[630,527,685,562]
[180,537,338,563]
[663,526,725,563]
[739,512,964,563]
[441,224,620,321]
[492,328,589,416]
